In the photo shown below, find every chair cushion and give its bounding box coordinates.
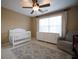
[57,37,72,46]
[58,41,72,46]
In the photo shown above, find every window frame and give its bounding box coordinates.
[38,15,62,36]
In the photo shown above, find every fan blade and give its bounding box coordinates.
[32,0,36,6]
[38,9,48,13]
[38,9,43,12]
[39,3,50,8]
[22,7,32,8]
[32,0,39,7]
[32,0,37,3]
[31,10,34,14]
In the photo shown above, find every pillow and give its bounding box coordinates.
[65,32,73,42]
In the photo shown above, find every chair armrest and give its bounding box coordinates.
[57,37,65,42]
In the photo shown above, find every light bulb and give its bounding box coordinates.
[33,6,39,11]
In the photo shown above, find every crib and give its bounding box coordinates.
[9,28,31,46]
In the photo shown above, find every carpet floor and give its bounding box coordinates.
[11,42,72,59]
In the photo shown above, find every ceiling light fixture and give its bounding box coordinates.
[22,0,50,14]
[33,5,39,11]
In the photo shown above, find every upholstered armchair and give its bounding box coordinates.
[57,32,77,55]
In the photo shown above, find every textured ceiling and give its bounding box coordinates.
[2,0,78,17]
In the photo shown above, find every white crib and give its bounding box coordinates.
[9,28,31,46]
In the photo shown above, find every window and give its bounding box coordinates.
[39,15,62,36]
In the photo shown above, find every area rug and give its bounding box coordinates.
[11,42,72,59]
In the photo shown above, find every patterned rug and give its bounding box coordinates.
[11,42,72,59]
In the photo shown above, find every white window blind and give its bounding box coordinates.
[39,16,62,36]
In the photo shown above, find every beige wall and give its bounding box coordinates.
[31,6,78,38]
[31,17,37,38]
[67,6,78,32]
[1,8,32,44]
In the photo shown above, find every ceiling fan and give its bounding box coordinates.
[22,0,50,14]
